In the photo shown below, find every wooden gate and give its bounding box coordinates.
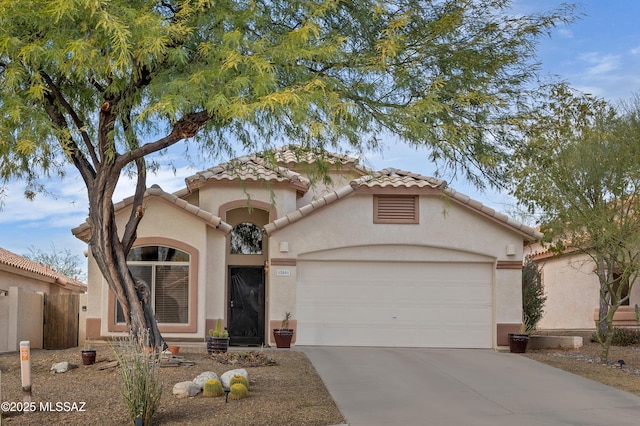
[43,293,79,349]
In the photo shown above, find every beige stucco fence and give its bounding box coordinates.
[0,287,44,353]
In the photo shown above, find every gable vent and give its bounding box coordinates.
[374,195,419,224]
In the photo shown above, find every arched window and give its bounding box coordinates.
[116,245,190,324]
[230,222,263,255]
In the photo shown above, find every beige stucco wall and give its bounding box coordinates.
[266,192,526,344]
[535,252,640,330]
[0,292,9,352]
[198,184,297,219]
[92,195,228,340]
[0,269,53,294]
[0,287,43,352]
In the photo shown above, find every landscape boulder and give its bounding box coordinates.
[172,381,201,398]
[50,362,78,374]
[220,368,248,388]
[193,371,219,390]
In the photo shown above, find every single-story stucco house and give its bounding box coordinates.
[0,247,87,352]
[73,146,542,348]
[526,243,640,330]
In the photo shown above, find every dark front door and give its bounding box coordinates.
[228,266,265,345]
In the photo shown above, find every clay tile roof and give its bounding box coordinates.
[185,155,310,192]
[271,145,361,167]
[0,247,87,292]
[352,168,447,189]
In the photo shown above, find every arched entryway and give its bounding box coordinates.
[224,204,270,345]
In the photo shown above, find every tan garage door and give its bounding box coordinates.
[296,260,493,348]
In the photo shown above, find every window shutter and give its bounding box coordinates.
[374,195,419,224]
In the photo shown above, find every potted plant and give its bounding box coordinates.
[207,318,229,354]
[81,341,97,365]
[273,312,294,348]
[507,322,533,353]
[509,259,547,353]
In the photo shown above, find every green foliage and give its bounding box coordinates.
[0,0,575,193]
[509,86,640,362]
[229,374,249,389]
[23,243,86,282]
[202,379,224,397]
[229,383,249,400]
[522,258,546,333]
[591,328,640,347]
[112,331,162,426]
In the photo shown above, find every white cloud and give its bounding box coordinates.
[557,28,574,38]
[579,52,621,76]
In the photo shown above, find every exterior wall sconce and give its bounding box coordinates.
[279,242,289,253]
[506,244,516,256]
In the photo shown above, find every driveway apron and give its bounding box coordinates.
[302,347,640,426]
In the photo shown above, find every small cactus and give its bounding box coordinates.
[229,374,249,389]
[229,383,248,400]
[203,379,224,397]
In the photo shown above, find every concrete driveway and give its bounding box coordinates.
[302,347,640,426]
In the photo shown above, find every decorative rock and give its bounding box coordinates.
[221,368,248,388]
[50,361,78,374]
[193,371,219,389]
[172,381,201,398]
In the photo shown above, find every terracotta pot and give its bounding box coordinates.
[273,329,294,348]
[81,350,96,365]
[168,345,180,356]
[508,333,529,353]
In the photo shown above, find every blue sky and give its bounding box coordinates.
[2,0,640,273]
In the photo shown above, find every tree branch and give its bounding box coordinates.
[40,71,100,167]
[122,157,146,253]
[116,110,211,168]
[42,90,96,185]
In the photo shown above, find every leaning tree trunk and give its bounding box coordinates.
[87,171,163,350]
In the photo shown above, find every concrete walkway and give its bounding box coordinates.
[302,347,640,426]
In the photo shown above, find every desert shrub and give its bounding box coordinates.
[523,257,546,331]
[203,379,224,397]
[229,374,249,389]
[612,328,640,346]
[590,327,640,346]
[229,383,249,400]
[112,331,162,426]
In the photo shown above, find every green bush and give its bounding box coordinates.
[523,257,546,331]
[203,379,224,397]
[591,327,640,346]
[614,328,640,346]
[229,383,249,400]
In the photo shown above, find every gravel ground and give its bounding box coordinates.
[524,330,640,397]
[0,345,344,426]
[2,332,639,425]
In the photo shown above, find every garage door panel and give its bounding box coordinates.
[296,260,493,348]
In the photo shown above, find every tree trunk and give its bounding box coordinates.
[86,170,163,350]
[595,259,613,363]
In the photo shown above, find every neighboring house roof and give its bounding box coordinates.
[72,184,232,242]
[264,167,543,242]
[0,247,87,292]
[185,155,310,192]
